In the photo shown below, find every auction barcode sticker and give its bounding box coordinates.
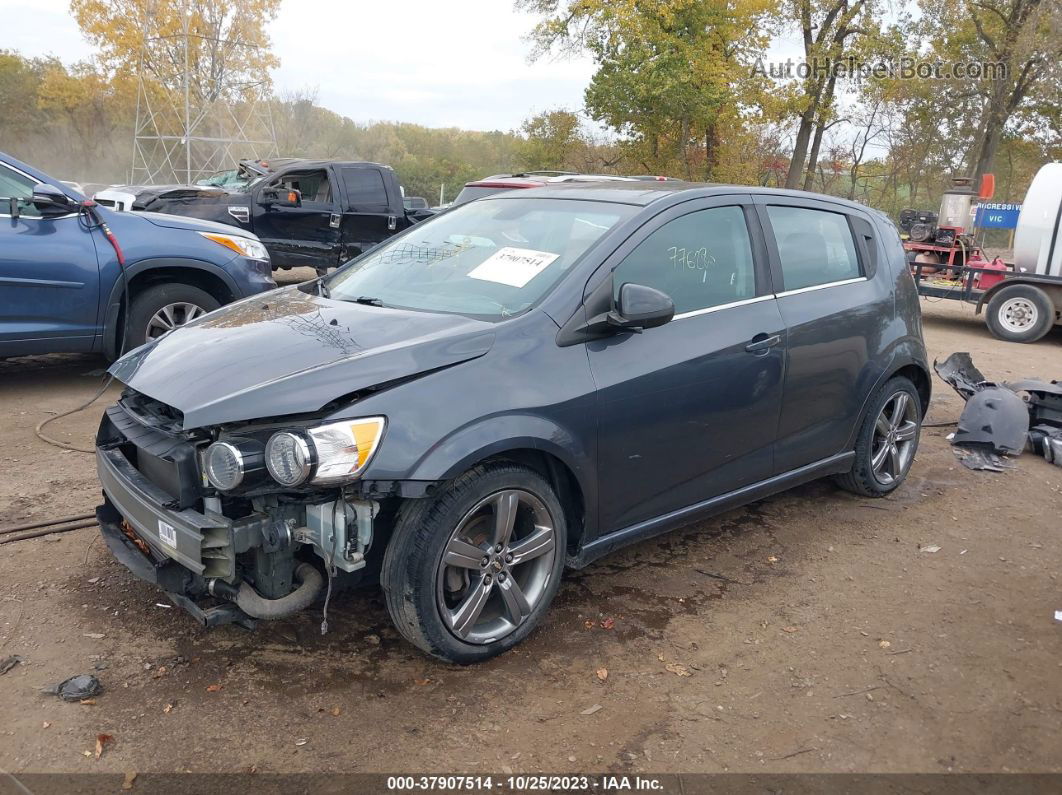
[157,520,177,548]
[468,247,559,288]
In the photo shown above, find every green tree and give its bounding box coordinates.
[519,0,773,181]
[919,0,1061,182]
[517,109,584,171]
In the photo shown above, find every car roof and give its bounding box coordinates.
[488,180,876,213]
[261,158,394,172]
[464,173,642,189]
[464,177,546,189]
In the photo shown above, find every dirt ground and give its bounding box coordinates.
[1,279,1060,777]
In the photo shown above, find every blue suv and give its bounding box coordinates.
[0,153,277,359]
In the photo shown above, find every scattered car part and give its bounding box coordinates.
[42,674,102,701]
[935,351,1062,469]
[952,387,1030,455]
[0,655,22,675]
[934,352,988,400]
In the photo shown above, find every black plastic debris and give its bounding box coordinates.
[42,674,102,701]
[0,655,22,675]
[950,445,1016,472]
[1030,425,1062,466]
[934,352,989,400]
[932,352,1060,471]
[952,387,1030,455]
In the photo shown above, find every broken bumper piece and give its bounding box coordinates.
[934,352,1062,471]
[97,506,255,629]
[95,444,258,630]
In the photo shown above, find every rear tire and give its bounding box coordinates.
[985,284,1054,343]
[123,283,219,352]
[381,462,566,664]
[835,376,922,497]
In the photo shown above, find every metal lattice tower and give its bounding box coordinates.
[130,2,278,185]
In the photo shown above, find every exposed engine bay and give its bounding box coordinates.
[95,388,388,630]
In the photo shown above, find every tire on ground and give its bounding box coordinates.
[381,461,567,664]
[984,284,1055,344]
[123,283,220,353]
[835,375,922,498]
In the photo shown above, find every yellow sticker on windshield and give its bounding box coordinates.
[468,247,560,288]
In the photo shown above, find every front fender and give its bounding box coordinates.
[390,411,598,536]
[408,413,592,485]
[101,257,241,360]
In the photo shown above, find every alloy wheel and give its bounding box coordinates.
[435,489,557,645]
[145,302,207,341]
[871,391,918,485]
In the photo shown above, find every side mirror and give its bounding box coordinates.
[260,187,302,208]
[31,183,77,217]
[608,283,675,330]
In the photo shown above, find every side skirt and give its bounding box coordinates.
[567,451,855,569]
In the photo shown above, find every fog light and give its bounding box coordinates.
[266,432,313,486]
[204,442,245,491]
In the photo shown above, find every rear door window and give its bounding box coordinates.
[340,168,389,212]
[767,205,861,291]
[612,205,757,315]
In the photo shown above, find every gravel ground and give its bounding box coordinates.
[0,287,1060,776]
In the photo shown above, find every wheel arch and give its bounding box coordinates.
[844,347,932,451]
[401,415,596,558]
[102,258,239,359]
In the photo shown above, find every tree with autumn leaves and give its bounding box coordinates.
[518,0,1058,202]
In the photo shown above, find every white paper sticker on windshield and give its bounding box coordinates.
[468,247,559,288]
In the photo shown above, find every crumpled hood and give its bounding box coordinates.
[109,286,496,429]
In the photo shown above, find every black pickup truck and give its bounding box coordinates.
[95,160,433,274]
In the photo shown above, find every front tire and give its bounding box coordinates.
[381,462,567,663]
[835,376,922,497]
[124,283,219,352]
[985,284,1054,343]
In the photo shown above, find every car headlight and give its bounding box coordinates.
[203,439,264,491]
[205,442,244,490]
[263,417,385,487]
[265,432,314,487]
[200,231,269,261]
[307,417,386,484]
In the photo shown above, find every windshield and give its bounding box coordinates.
[327,197,633,319]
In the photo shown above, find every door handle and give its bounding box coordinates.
[745,333,781,354]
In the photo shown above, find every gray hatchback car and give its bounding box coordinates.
[96,182,930,663]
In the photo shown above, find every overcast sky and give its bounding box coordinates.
[3,0,808,134]
[1,0,606,132]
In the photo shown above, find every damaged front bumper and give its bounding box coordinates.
[96,446,261,628]
[95,394,385,630]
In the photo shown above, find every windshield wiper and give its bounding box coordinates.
[352,296,384,306]
[316,278,330,298]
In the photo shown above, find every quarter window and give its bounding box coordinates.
[767,205,861,291]
[612,206,756,315]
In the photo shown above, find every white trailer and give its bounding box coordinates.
[975,163,1062,343]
